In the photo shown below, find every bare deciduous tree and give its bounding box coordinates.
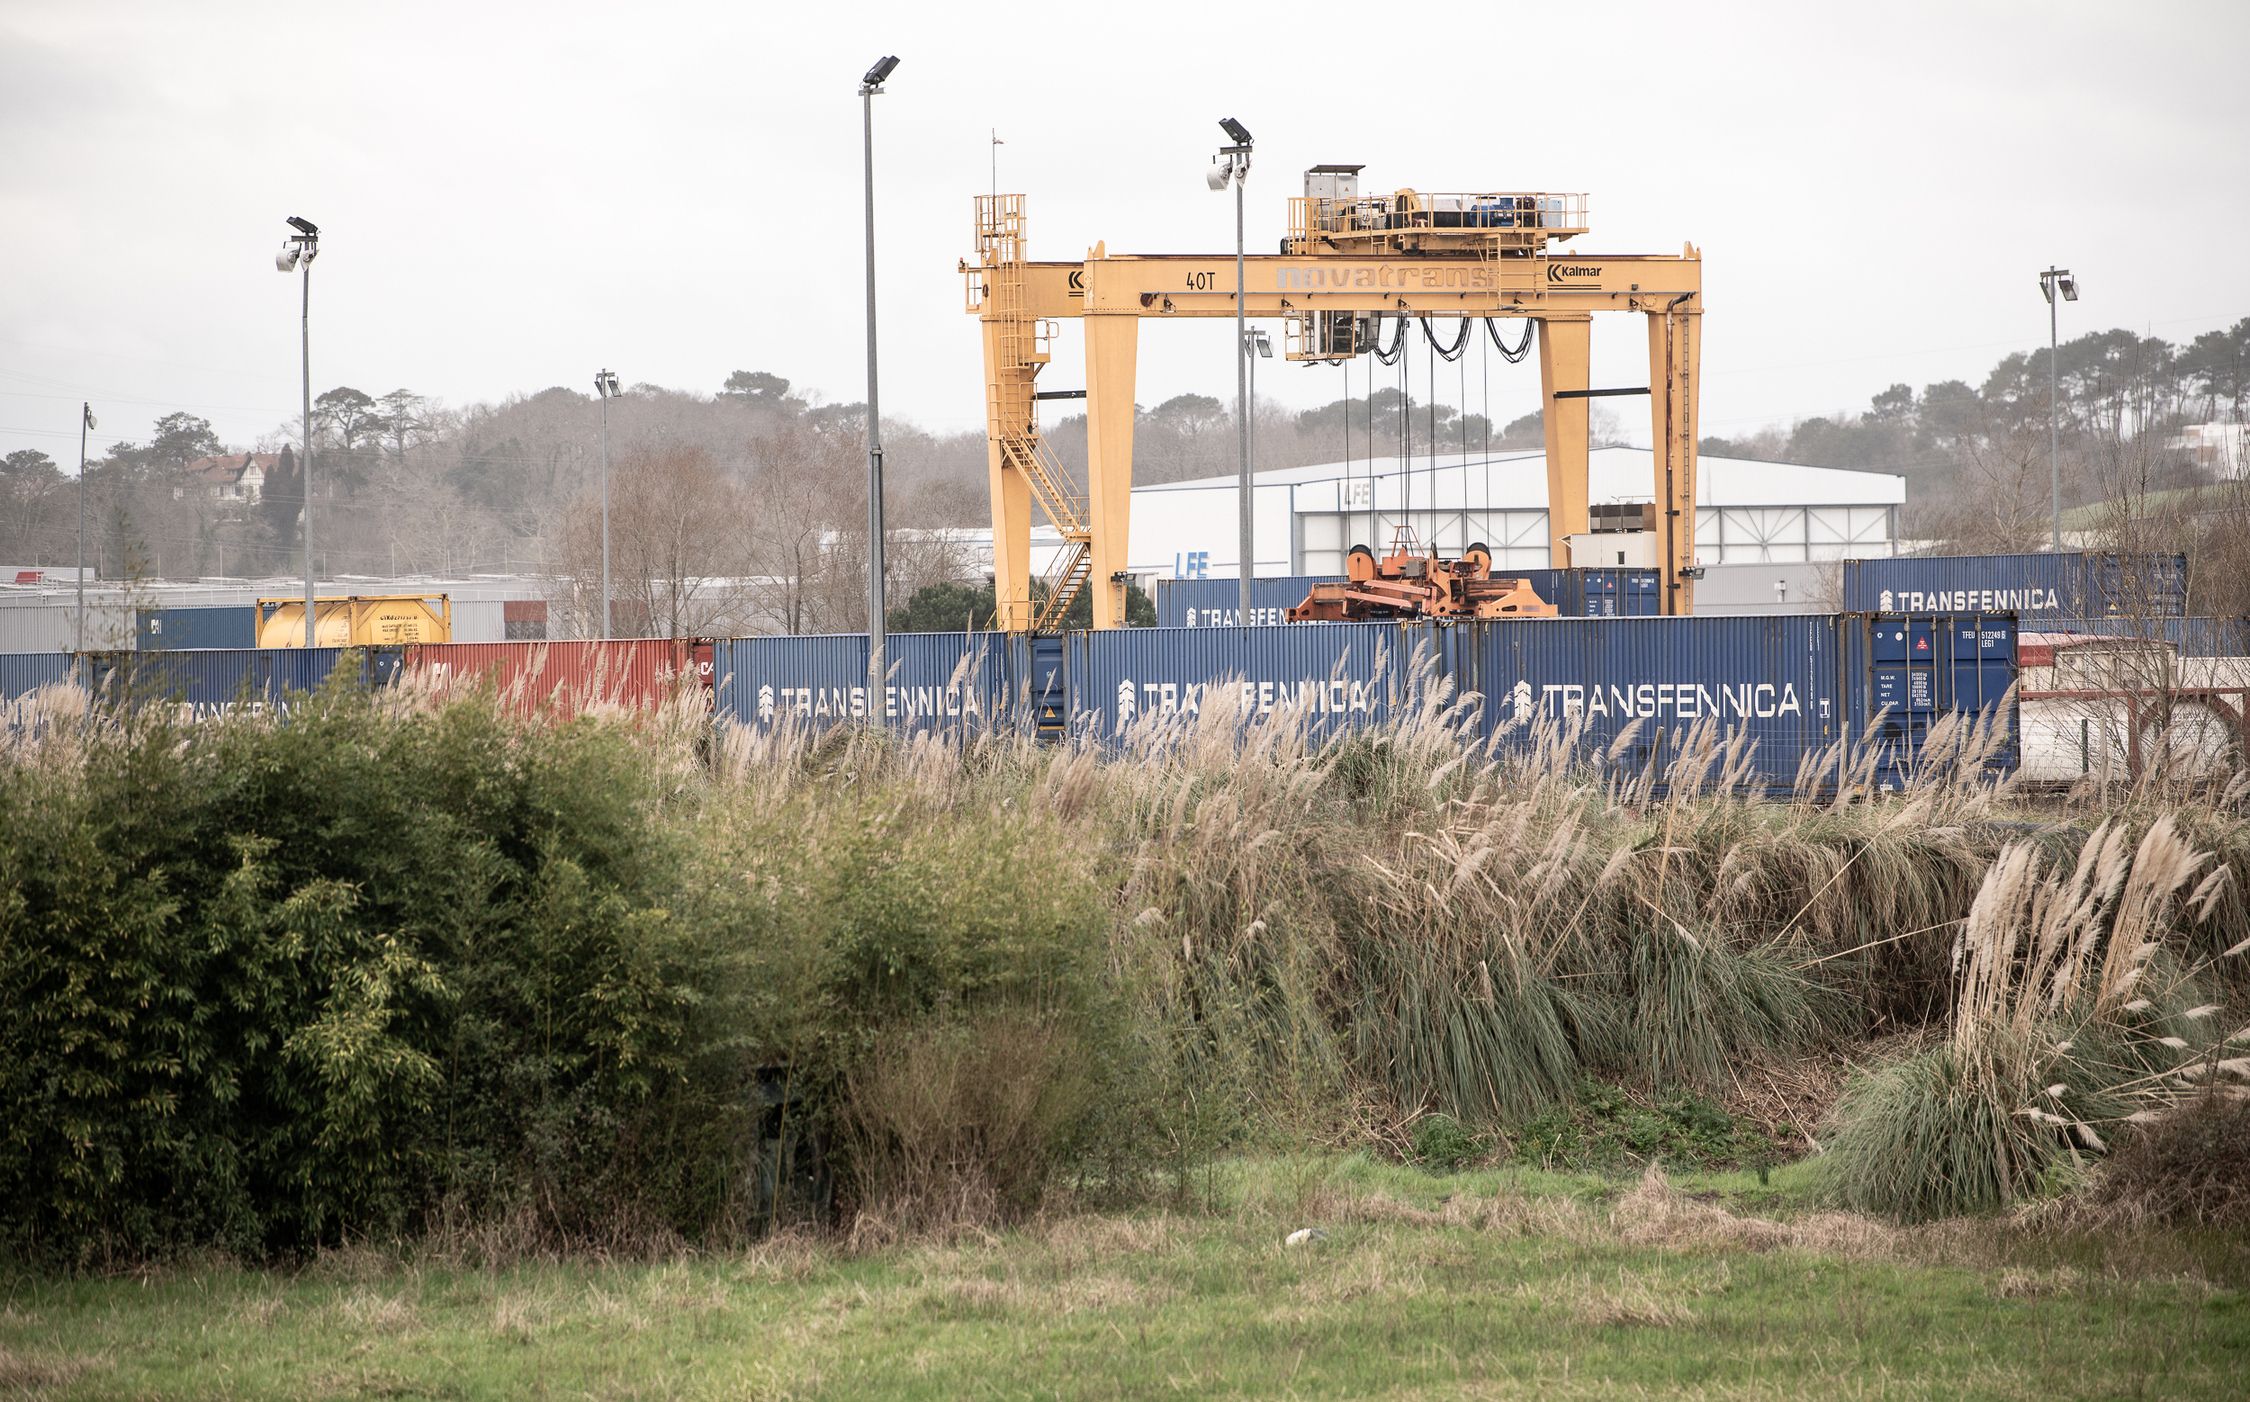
[557,446,757,638]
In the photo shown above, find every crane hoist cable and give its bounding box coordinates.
[1485,317,1534,364]
[1418,315,1472,362]
[1371,313,1409,366]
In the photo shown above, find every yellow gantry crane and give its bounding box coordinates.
[963,166,1703,630]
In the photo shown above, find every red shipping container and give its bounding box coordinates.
[402,639,712,720]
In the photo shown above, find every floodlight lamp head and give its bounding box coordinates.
[861,55,899,88]
[275,245,300,272]
[2059,273,2079,301]
[1206,158,1233,191]
[1219,116,1252,146]
[287,216,319,237]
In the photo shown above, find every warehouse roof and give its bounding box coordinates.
[1140,446,1906,509]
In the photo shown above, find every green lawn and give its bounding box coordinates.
[5,1157,2244,1400]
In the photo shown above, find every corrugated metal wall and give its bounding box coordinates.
[449,599,510,644]
[0,604,134,653]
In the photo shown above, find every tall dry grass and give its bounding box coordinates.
[1822,815,2244,1219]
[694,675,2244,1204]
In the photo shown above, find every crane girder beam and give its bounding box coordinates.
[985,253,1698,319]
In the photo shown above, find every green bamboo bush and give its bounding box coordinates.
[0,680,735,1263]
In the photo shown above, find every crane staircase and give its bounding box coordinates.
[969,195,1092,632]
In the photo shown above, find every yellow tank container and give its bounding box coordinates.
[256,594,453,648]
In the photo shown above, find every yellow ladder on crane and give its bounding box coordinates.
[972,195,1092,632]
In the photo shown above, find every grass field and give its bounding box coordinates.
[5,1156,2244,1401]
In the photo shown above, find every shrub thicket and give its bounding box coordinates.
[1,677,2242,1261]
[0,680,1163,1264]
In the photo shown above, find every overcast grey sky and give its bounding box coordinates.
[4,0,2247,469]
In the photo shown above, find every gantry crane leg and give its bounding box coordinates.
[1083,310,1139,630]
[1535,314,1592,570]
[1648,304,1702,616]
[980,317,1036,631]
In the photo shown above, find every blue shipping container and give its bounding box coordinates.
[1556,569,1663,617]
[1449,615,1842,790]
[1068,621,1442,742]
[137,606,257,651]
[82,647,402,717]
[2040,616,2250,658]
[1841,614,2019,790]
[714,631,1008,736]
[0,652,79,733]
[0,652,74,699]
[1841,553,2186,620]
[1152,576,1330,628]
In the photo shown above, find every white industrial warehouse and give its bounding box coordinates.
[1117,446,1906,583]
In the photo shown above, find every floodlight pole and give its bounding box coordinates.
[75,402,89,653]
[1210,129,1251,629]
[861,59,896,728]
[299,246,315,644]
[598,378,613,636]
[2046,267,2062,553]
